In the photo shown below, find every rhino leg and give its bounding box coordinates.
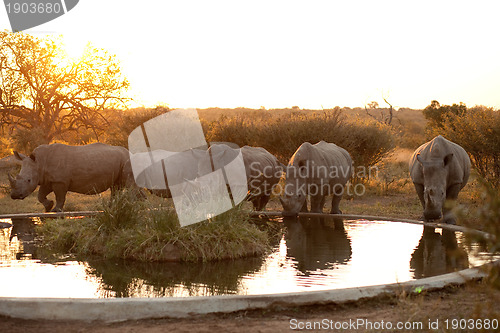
[51,183,68,212]
[38,184,54,212]
[256,195,271,211]
[330,193,343,214]
[250,195,261,210]
[310,194,325,213]
[413,183,426,220]
[443,183,461,224]
[300,197,308,213]
[413,183,425,208]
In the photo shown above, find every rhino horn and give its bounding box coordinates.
[13,151,26,161]
[7,173,15,186]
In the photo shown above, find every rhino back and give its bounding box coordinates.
[241,146,281,179]
[34,143,129,192]
[291,141,352,182]
[409,136,471,187]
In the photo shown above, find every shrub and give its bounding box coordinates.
[36,190,270,262]
[478,182,500,289]
[205,110,394,169]
[422,100,467,133]
[10,127,50,153]
[437,105,500,188]
[0,135,13,158]
[103,106,170,147]
[458,179,500,289]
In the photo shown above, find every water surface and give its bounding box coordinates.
[0,216,496,298]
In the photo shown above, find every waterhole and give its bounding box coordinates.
[0,216,497,298]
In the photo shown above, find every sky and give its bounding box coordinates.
[1,0,500,110]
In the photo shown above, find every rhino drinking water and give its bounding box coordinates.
[409,135,471,224]
[280,141,353,216]
[9,143,136,212]
[198,144,284,211]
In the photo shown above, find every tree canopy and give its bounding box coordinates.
[0,31,129,151]
[422,100,467,130]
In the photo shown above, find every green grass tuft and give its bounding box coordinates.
[36,190,271,262]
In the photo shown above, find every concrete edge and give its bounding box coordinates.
[0,217,498,322]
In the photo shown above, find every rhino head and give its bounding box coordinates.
[417,153,453,221]
[9,151,39,200]
[279,164,307,216]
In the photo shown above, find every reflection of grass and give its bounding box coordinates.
[36,190,270,262]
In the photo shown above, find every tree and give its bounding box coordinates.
[0,31,129,151]
[422,100,467,131]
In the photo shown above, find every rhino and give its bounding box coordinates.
[409,135,471,224]
[9,143,136,212]
[280,141,353,216]
[133,148,206,199]
[240,145,284,210]
[198,144,284,210]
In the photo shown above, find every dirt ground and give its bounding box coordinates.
[1,281,499,333]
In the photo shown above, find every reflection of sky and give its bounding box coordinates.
[0,261,105,298]
[1,220,498,298]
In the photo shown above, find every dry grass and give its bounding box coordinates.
[36,190,271,262]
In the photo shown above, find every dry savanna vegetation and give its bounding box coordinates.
[0,31,499,331]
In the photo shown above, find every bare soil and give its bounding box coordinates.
[1,281,499,333]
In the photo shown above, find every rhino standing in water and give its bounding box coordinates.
[409,135,471,224]
[280,141,353,216]
[9,143,136,212]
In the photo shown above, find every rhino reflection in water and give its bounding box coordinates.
[9,143,137,212]
[0,218,36,261]
[410,227,469,279]
[284,217,352,274]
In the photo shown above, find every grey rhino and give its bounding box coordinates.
[240,145,284,210]
[198,144,284,210]
[280,141,353,216]
[409,135,471,224]
[9,143,136,212]
[135,148,206,198]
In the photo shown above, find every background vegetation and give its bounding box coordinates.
[424,101,500,188]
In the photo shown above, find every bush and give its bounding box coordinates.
[205,110,394,169]
[103,106,170,147]
[430,104,500,188]
[10,127,50,153]
[36,190,270,262]
[478,182,500,289]
[458,179,500,289]
[423,100,467,132]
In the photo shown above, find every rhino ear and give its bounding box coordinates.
[444,153,453,166]
[416,154,423,165]
[13,151,25,161]
[29,153,36,162]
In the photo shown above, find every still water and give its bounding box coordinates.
[0,217,497,298]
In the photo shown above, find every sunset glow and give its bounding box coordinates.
[2,1,499,109]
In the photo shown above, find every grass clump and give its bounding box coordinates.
[36,190,271,262]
